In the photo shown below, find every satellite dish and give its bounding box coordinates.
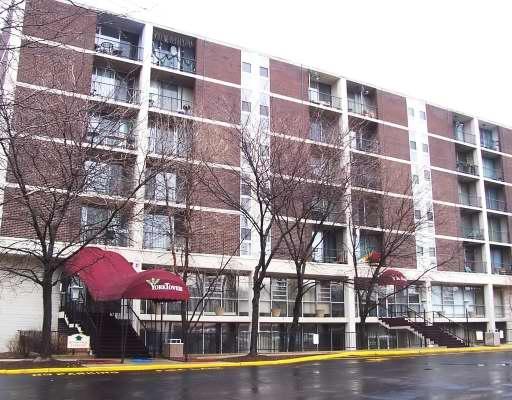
[170,46,178,56]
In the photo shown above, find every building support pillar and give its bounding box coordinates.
[484,283,496,332]
[344,283,357,350]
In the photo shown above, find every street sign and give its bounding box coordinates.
[67,333,90,349]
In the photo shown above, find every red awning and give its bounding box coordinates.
[354,269,409,289]
[65,247,189,302]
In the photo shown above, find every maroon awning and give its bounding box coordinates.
[354,269,409,290]
[65,247,189,302]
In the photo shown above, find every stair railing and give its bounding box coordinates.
[432,311,471,347]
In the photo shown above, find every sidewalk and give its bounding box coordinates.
[2,345,512,375]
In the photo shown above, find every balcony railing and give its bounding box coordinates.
[347,98,377,119]
[489,229,508,243]
[461,260,486,273]
[492,263,512,275]
[149,93,193,114]
[152,48,197,74]
[458,194,481,208]
[94,36,142,61]
[481,137,500,151]
[456,161,478,176]
[90,81,140,104]
[432,304,485,318]
[82,226,129,247]
[495,305,506,318]
[455,130,476,145]
[86,129,136,150]
[312,248,348,264]
[308,89,342,110]
[483,166,504,181]
[461,227,484,240]
[486,197,507,212]
[352,136,380,153]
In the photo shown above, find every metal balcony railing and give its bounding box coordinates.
[90,81,140,104]
[481,137,500,151]
[352,136,380,153]
[308,89,342,110]
[312,248,348,264]
[347,98,378,118]
[495,305,506,318]
[483,166,504,181]
[94,36,142,61]
[149,93,193,114]
[491,263,512,275]
[455,130,476,145]
[458,194,481,208]
[456,160,478,176]
[486,197,507,212]
[461,227,484,240]
[152,48,197,74]
[86,129,136,150]
[461,260,486,273]
[489,229,508,243]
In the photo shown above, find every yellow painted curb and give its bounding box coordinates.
[1,345,512,375]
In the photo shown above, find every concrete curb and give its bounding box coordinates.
[2,345,512,375]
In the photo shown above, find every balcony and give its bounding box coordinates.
[94,36,142,61]
[486,197,507,212]
[456,160,478,176]
[481,137,500,151]
[347,98,377,119]
[90,80,140,104]
[312,248,348,264]
[492,263,512,275]
[461,227,484,240]
[87,117,136,150]
[489,229,508,243]
[461,260,486,273]
[459,194,481,208]
[352,136,380,153]
[455,130,476,145]
[483,166,504,181]
[152,48,196,73]
[308,88,342,110]
[149,92,193,114]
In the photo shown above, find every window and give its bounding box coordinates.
[242,101,251,112]
[426,209,433,221]
[412,174,419,184]
[242,62,251,73]
[414,209,421,220]
[417,246,423,256]
[408,107,415,117]
[143,214,170,249]
[146,171,179,202]
[259,66,268,77]
[81,206,128,246]
[84,160,124,195]
[260,105,269,116]
[429,247,436,257]
[410,141,416,150]
[424,170,431,180]
[419,111,426,120]
[422,143,429,153]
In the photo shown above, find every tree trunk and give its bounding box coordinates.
[180,301,189,361]
[288,277,304,352]
[40,274,53,359]
[358,317,368,350]
[249,288,260,356]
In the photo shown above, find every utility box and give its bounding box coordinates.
[484,331,500,346]
[163,339,184,358]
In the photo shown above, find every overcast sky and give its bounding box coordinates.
[85,0,512,127]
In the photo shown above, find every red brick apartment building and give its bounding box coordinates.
[0,0,511,355]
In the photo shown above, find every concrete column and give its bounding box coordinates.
[484,283,496,332]
[506,321,512,344]
[423,279,432,316]
[130,23,153,250]
[247,272,255,350]
[344,283,357,350]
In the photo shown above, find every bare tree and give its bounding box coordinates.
[0,41,180,358]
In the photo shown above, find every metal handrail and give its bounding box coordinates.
[486,197,507,212]
[481,137,500,151]
[456,160,479,176]
[149,92,193,114]
[482,166,504,181]
[308,88,342,110]
[347,98,378,118]
[90,80,141,104]
[458,194,481,208]
[352,136,380,153]
[432,311,471,346]
[455,131,476,145]
[94,37,142,61]
[152,49,196,73]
